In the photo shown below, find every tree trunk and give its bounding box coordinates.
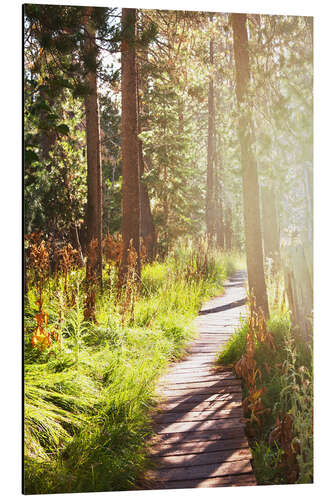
[261,186,281,271]
[215,175,224,249]
[303,164,313,243]
[206,19,215,241]
[137,49,156,262]
[231,13,269,318]
[225,205,232,251]
[121,8,141,278]
[84,11,103,284]
[69,223,84,267]
[216,198,225,249]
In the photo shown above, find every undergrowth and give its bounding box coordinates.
[24,238,242,494]
[217,275,313,486]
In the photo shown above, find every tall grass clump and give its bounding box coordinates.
[24,235,242,494]
[217,272,313,486]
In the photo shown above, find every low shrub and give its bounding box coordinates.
[217,306,313,485]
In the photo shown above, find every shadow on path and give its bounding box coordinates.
[199,297,247,316]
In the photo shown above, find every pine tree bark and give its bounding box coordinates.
[121,8,141,277]
[216,200,225,249]
[84,11,103,283]
[231,13,269,318]
[224,205,232,251]
[206,21,215,241]
[261,186,280,271]
[216,179,225,249]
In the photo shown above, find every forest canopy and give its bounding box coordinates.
[23,5,313,494]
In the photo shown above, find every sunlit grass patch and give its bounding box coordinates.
[24,244,242,493]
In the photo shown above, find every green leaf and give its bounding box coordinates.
[56,124,70,135]
[30,101,52,115]
[25,149,39,166]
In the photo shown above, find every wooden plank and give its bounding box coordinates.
[150,437,249,457]
[187,347,224,353]
[190,341,229,346]
[195,320,243,326]
[156,417,244,434]
[165,373,237,382]
[169,364,217,371]
[180,356,216,362]
[190,340,229,345]
[147,272,256,489]
[184,352,216,356]
[163,369,234,377]
[160,379,240,391]
[196,322,240,326]
[159,399,242,413]
[167,361,216,370]
[159,379,236,388]
[195,332,235,336]
[165,361,217,369]
[161,369,218,378]
[153,473,256,488]
[194,333,234,339]
[161,385,242,397]
[159,392,242,406]
[163,369,218,376]
[155,407,243,424]
[152,427,246,444]
[168,360,222,368]
[148,458,252,482]
[155,448,252,468]
[188,347,222,352]
[164,369,234,377]
[160,374,236,384]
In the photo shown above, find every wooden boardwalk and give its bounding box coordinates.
[146,270,256,489]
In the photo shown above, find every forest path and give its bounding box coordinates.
[146,270,256,489]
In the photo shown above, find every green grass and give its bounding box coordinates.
[217,319,248,365]
[24,244,242,494]
[217,306,313,485]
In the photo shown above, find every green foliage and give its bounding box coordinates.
[24,84,87,234]
[217,319,248,365]
[251,15,313,241]
[279,332,313,484]
[24,245,239,494]
[217,309,313,485]
[250,441,284,485]
[23,7,313,489]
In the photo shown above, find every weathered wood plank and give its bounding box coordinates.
[150,437,249,457]
[161,385,242,397]
[159,391,242,406]
[159,399,242,413]
[151,427,246,445]
[163,369,234,378]
[187,347,223,353]
[148,458,252,481]
[156,417,244,434]
[155,448,252,468]
[155,407,243,423]
[153,473,256,488]
[146,271,255,489]
[160,374,236,385]
[159,380,240,392]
